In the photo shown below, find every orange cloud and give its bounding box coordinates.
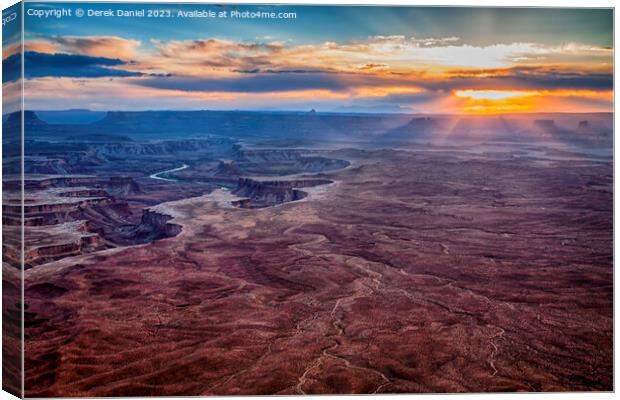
[23,77,351,111]
[52,36,142,60]
[144,36,612,77]
[19,34,613,114]
[3,40,62,58]
[17,36,142,60]
[355,86,425,97]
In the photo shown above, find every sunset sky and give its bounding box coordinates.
[3,2,613,113]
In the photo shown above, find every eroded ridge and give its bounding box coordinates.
[2,175,180,269]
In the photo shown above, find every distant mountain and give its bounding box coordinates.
[91,110,410,141]
[36,109,107,124]
[532,119,560,137]
[576,120,611,139]
[3,110,48,141]
[3,110,613,149]
[450,117,518,139]
[5,110,48,127]
[378,117,440,143]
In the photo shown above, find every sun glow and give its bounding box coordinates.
[453,89,612,114]
[355,86,424,97]
[454,90,539,100]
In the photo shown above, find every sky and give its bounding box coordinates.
[2,2,614,113]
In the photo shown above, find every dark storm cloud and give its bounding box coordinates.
[10,51,143,80]
[506,71,613,90]
[133,67,612,96]
[136,73,352,93]
[420,69,613,91]
[2,52,21,83]
[370,92,442,104]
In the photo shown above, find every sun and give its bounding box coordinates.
[454,90,539,101]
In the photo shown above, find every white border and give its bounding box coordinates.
[0,1,616,400]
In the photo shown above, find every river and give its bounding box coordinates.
[149,164,189,182]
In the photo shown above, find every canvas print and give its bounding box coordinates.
[1,1,613,397]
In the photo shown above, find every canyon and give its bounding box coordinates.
[2,175,181,268]
[3,113,355,269]
[1,110,613,395]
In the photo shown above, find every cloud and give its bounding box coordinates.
[18,52,142,79]
[133,66,612,96]
[22,75,612,114]
[345,91,444,113]
[2,79,21,113]
[147,36,612,74]
[22,35,613,81]
[2,51,20,83]
[146,38,289,75]
[420,68,613,91]
[136,72,352,93]
[26,40,62,54]
[146,36,477,75]
[17,34,613,113]
[3,36,143,81]
[368,35,461,47]
[22,77,350,111]
[42,36,142,59]
[502,71,612,90]
[2,40,62,61]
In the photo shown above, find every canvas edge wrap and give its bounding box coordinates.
[2,1,25,398]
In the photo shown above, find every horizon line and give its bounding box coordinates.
[10,109,615,116]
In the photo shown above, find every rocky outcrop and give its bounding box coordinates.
[2,243,21,267]
[3,218,109,268]
[22,232,107,268]
[4,200,132,228]
[5,176,142,197]
[231,177,333,208]
[2,168,190,267]
[232,178,310,208]
[238,178,332,189]
[237,149,349,174]
[124,210,182,243]
[105,177,143,197]
[16,176,100,191]
[213,161,243,177]
[530,118,612,146]
[6,198,112,216]
[58,189,109,198]
[24,243,82,266]
[230,198,253,208]
[450,117,522,140]
[576,120,611,139]
[4,110,48,131]
[24,158,71,175]
[533,119,559,135]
